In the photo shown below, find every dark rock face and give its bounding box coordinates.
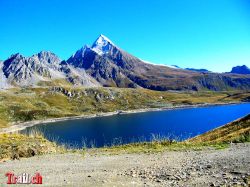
[230,65,250,75]
[1,35,250,91]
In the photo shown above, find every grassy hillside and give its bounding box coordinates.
[189,114,250,143]
[0,87,249,128]
[0,132,64,161]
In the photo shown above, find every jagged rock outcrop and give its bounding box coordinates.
[1,52,99,87]
[230,65,250,75]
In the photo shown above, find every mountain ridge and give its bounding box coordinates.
[1,35,250,91]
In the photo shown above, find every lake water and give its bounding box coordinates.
[21,103,250,148]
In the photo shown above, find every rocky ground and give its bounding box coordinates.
[0,143,249,187]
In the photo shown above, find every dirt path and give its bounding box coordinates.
[0,143,249,187]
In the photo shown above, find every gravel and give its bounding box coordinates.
[0,143,249,186]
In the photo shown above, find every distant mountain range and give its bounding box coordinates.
[0,35,250,91]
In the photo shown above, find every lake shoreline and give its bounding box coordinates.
[0,101,246,134]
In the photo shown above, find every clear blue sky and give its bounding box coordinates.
[0,0,249,72]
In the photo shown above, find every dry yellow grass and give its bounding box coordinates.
[0,131,65,161]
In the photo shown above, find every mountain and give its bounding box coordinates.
[1,35,250,91]
[1,51,99,88]
[67,35,141,88]
[67,35,250,91]
[230,65,250,75]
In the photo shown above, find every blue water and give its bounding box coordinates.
[21,103,250,148]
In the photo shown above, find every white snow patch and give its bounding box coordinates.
[91,34,116,55]
[140,59,180,69]
[98,34,115,45]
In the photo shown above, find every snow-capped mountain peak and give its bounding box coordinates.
[91,34,115,55]
[100,34,114,44]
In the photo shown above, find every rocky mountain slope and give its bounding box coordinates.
[1,52,99,88]
[1,35,250,91]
